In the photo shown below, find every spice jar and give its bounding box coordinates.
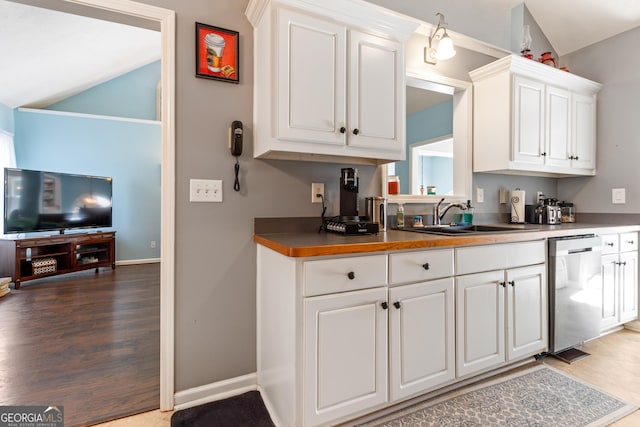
[388,176,400,195]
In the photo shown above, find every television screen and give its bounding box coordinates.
[4,168,112,234]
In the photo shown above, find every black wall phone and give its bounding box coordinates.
[230,120,243,156]
[230,121,243,191]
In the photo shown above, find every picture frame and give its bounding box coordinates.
[195,22,239,83]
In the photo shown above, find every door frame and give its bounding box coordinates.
[61,0,176,411]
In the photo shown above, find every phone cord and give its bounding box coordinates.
[234,157,240,192]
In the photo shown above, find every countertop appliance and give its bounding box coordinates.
[525,198,562,224]
[324,168,379,235]
[548,235,602,356]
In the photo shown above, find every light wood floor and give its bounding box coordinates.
[0,264,160,427]
[98,324,640,427]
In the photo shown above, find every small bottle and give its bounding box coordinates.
[396,204,404,229]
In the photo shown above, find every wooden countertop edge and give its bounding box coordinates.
[254,224,640,258]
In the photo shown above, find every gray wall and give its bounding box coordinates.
[558,26,640,214]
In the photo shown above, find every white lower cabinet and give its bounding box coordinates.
[389,278,455,401]
[304,287,388,427]
[600,233,638,332]
[455,242,547,378]
[257,240,546,426]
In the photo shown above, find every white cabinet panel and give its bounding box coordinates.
[455,240,545,276]
[506,265,547,360]
[389,278,455,401]
[545,85,572,168]
[277,9,346,145]
[601,253,619,331]
[304,287,388,426]
[388,249,454,285]
[572,93,597,170]
[513,76,545,165]
[303,254,387,296]
[456,271,505,377]
[619,251,638,322]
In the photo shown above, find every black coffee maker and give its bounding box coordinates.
[339,167,359,218]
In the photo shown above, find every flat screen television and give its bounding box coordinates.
[4,168,113,234]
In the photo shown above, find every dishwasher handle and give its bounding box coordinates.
[549,235,602,256]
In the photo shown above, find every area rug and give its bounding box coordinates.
[358,365,637,427]
[170,390,274,427]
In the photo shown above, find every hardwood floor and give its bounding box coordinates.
[0,263,160,427]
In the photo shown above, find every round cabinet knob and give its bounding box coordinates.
[352,128,360,135]
[422,263,430,270]
[627,241,635,245]
[606,242,614,246]
[381,302,389,310]
[500,281,506,288]
[541,152,547,157]
[393,301,401,309]
[339,127,346,134]
[347,271,355,280]
[509,280,515,287]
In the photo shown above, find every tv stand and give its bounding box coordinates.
[0,231,116,289]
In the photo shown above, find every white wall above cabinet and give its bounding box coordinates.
[470,55,602,177]
[246,0,419,165]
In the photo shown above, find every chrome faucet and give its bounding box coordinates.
[433,198,467,225]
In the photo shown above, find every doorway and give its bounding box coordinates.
[2,0,175,419]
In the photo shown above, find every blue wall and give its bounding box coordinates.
[45,60,160,121]
[12,63,160,261]
[0,103,14,134]
[402,99,453,193]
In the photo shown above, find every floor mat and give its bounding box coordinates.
[171,390,274,427]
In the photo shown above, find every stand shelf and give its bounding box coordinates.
[0,231,116,289]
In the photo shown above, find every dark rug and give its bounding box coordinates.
[171,390,274,427]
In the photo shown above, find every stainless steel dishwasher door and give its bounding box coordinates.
[548,235,603,353]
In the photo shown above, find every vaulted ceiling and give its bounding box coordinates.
[0,0,160,109]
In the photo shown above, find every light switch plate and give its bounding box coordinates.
[612,188,626,204]
[476,188,484,203]
[190,179,223,202]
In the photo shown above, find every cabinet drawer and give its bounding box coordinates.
[303,254,387,297]
[600,234,619,255]
[389,249,454,285]
[620,232,638,253]
[455,240,545,275]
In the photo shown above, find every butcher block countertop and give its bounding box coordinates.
[254,223,640,258]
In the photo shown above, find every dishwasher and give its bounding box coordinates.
[548,235,602,361]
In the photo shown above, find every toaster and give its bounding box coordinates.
[526,204,562,224]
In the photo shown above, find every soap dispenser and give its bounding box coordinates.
[396,204,404,229]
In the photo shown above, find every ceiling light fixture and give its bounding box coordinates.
[424,12,456,65]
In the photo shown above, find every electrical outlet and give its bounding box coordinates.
[612,188,626,204]
[312,183,325,203]
[537,191,544,204]
[150,240,157,249]
[476,187,484,203]
[190,179,222,202]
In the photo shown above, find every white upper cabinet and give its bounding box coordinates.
[470,55,602,177]
[246,0,417,165]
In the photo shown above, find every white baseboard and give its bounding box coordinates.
[116,258,160,266]
[173,373,257,411]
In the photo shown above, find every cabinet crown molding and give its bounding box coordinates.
[469,54,602,94]
[245,0,420,40]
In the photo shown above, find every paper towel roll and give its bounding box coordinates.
[511,189,525,223]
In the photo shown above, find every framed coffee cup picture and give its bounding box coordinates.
[195,22,239,83]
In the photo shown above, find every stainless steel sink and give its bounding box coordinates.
[403,224,537,235]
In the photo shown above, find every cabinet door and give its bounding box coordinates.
[600,253,620,331]
[619,251,638,323]
[276,9,346,145]
[304,287,387,426]
[389,278,455,401]
[347,30,403,152]
[512,76,545,165]
[572,93,597,170]
[456,271,505,377]
[545,85,572,168]
[506,265,547,360]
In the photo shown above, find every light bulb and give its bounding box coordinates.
[436,33,456,60]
